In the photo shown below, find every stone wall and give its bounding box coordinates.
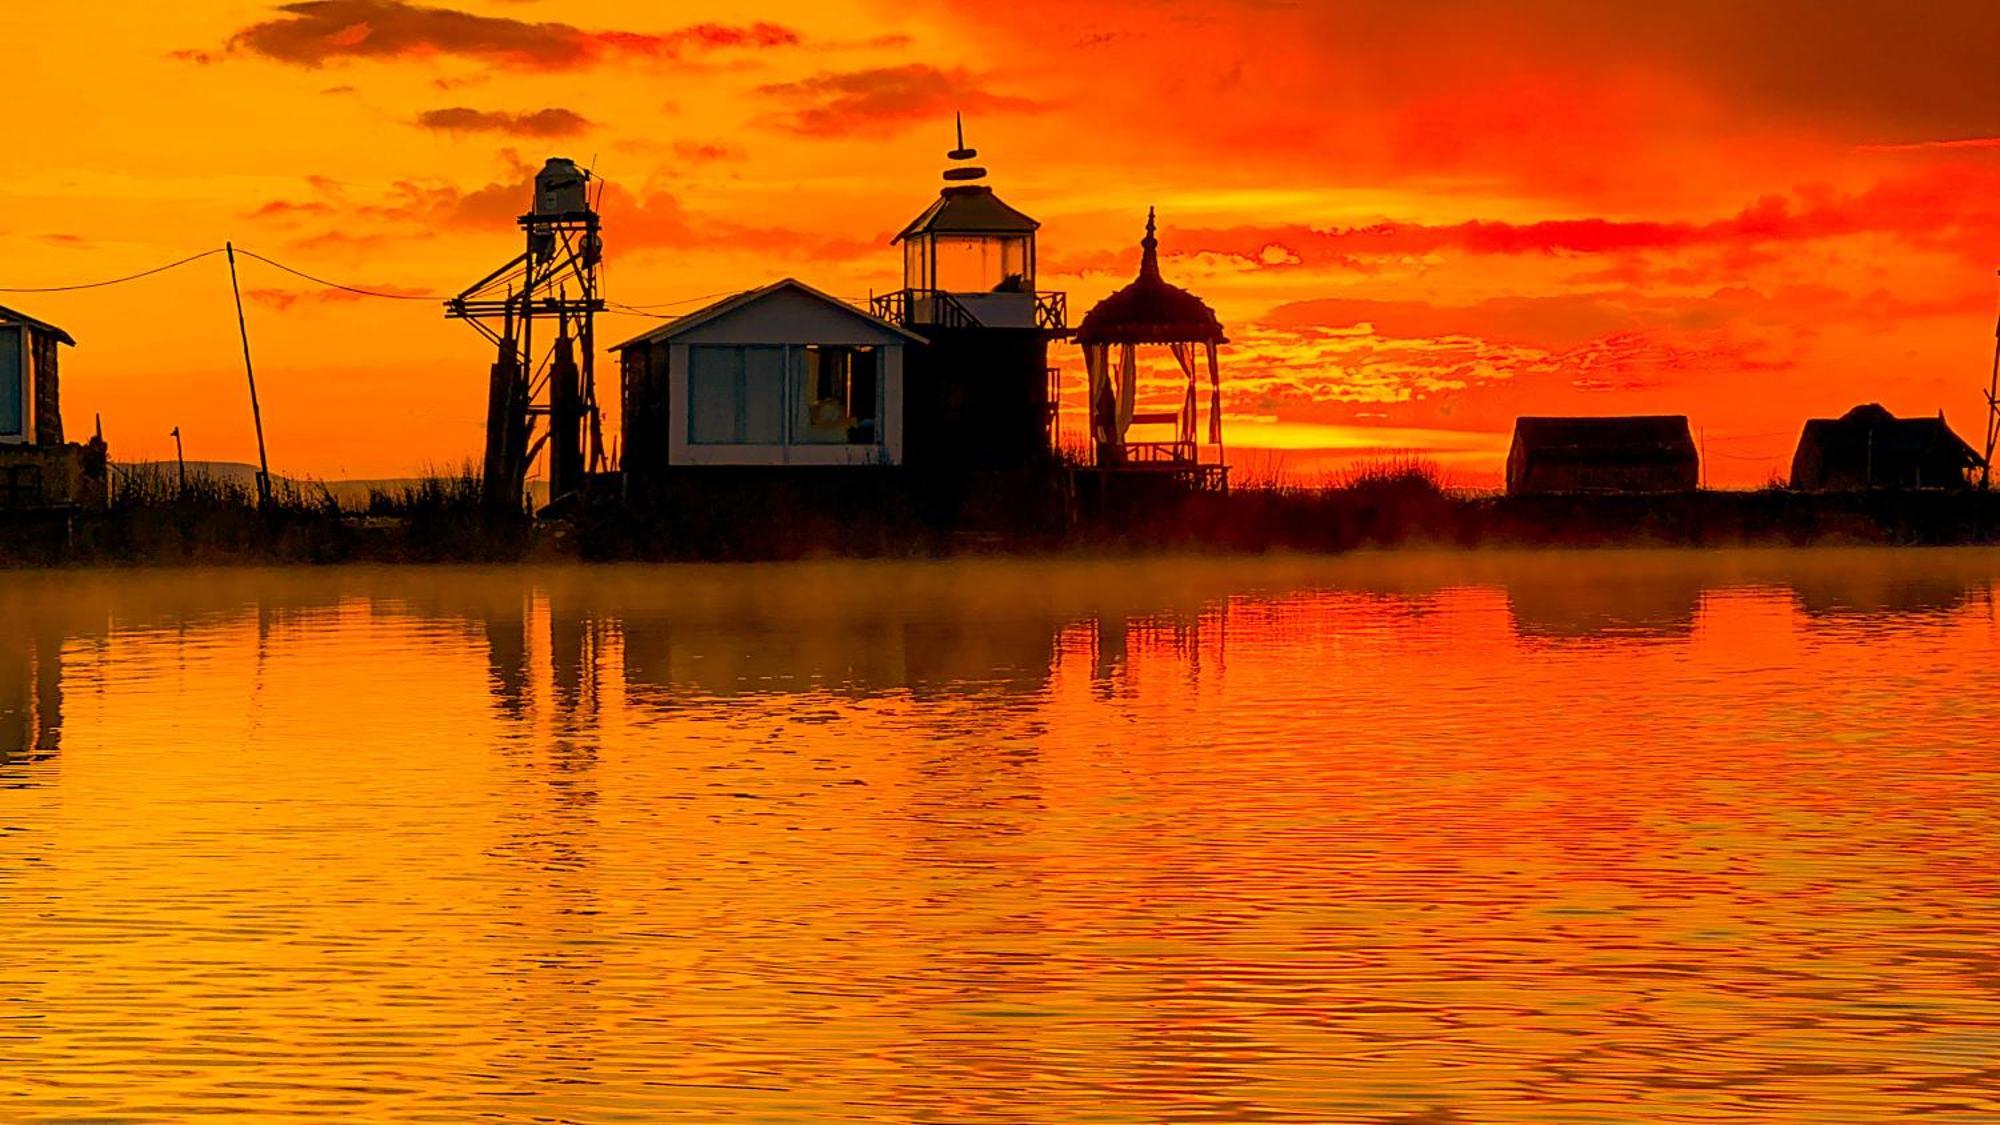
[0,441,108,510]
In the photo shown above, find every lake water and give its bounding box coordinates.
[3,552,1998,1122]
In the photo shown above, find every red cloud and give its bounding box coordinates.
[757,64,1043,136]
[223,1,799,71]
[416,107,592,138]
[1156,166,2000,271]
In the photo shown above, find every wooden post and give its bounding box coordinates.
[224,242,273,509]
[170,426,186,496]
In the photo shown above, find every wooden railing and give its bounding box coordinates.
[1118,440,1200,466]
[871,288,1069,332]
[869,289,979,329]
[1034,291,1068,332]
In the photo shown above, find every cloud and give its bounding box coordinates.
[672,140,744,164]
[254,156,878,263]
[416,107,592,138]
[221,1,799,71]
[758,64,1043,136]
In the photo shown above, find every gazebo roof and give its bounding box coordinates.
[1075,209,1226,346]
[893,185,1039,242]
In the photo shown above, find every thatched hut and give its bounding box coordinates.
[1789,403,1983,490]
[1505,416,1699,495]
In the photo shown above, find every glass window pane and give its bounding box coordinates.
[935,235,1002,292]
[742,347,787,445]
[797,345,846,444]
[0,327,22,437]
[1002,237,1031,287]
[687,345,742,443]
[848,348,878,445]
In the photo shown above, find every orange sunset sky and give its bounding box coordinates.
[10,0,2000,485]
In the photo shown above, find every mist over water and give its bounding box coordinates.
[4,552,1998,1122]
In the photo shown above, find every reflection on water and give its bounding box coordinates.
[3,551,2000,1122]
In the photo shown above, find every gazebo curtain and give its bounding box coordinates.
[1169,343,1198,445]
[1085,343,1112,446]
[1086,338,1223,452]
[1085,343,1138,446]
[1117,344,1138,439]
[1206,341,1222,447]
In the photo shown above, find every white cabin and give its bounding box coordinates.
[614,279,921,471]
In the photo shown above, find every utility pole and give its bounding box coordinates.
[1983,269,2000,490]
[225,242,274,509]
[170,426,186,496]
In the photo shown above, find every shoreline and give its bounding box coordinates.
[7,486,2000,568]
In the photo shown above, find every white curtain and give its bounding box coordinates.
[1117,343,1138,439]
[1085,343,1112,447]
[1206,341,1223,448]
[1169,343,1198,446]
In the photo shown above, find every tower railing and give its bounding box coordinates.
[871,287,1069,333]
[1034,291,1067,332]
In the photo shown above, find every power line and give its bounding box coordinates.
[1,243,762,316]
[230,247,443,301]
[603,304,677,320]
[611,288,739,310]
[0,247,225,292]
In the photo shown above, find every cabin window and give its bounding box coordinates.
[0,326,23,439]
[795,346,879,445]
[686,345,788,445]
[903,239,930,291]
[686,345,742,444]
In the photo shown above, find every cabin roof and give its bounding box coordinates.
[0,303,76,346]
[1796,403,1984,467]
[893,185,1039,242]
[1512,415,1697,459]
[609,278,926,352]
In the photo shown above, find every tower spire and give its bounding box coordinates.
[1140,206,1160,279]
[943,112,986,183]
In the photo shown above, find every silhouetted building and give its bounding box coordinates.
[613,279,920,478]
[1506,416,1698,495]
[871,119,1068,474]
[1788,403,1983,490]
[0,304,106,509]
[1075,208,1228,490]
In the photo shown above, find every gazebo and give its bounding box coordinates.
[1075,209,1226,487]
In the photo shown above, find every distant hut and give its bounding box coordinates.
[1506,416,1699,495]
[1788,403,1984,490]
[0,304,106,509]
[0,304,71,448]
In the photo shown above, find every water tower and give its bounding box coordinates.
[445,157,607,514]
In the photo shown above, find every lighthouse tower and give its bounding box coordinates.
[873,117,1068,473]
